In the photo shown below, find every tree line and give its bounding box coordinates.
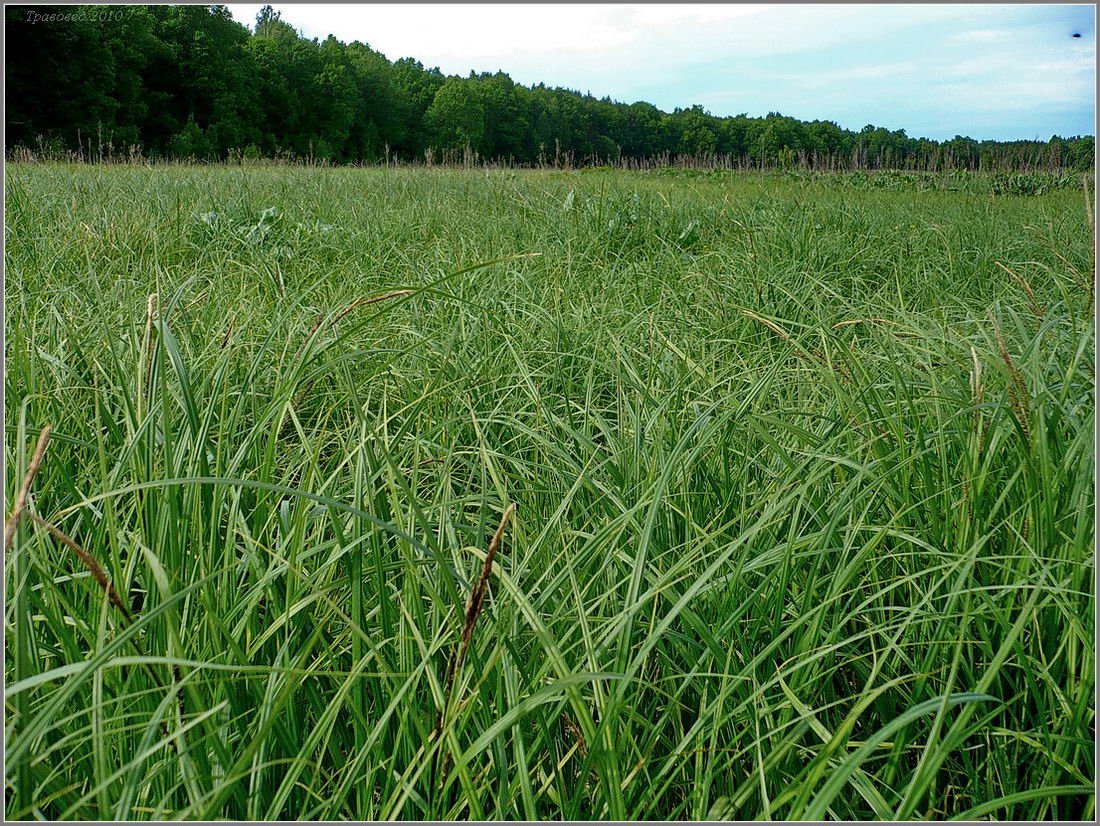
[5,4,1095,170]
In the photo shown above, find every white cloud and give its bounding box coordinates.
[946,29,1012,44]
[228,3,980,66]
[228,4,773,64]
[931,50,1094,108]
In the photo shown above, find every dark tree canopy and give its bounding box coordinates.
[4,4,1095,170]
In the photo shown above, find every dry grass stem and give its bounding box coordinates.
[1085,175,1095,258]
[458,502,517,661]
[995,261,1046,318]
[220,312,236,349]
[142,293,159,401]
[305,289,415,346]
[333,289,414,326]
[172,290,208,321]
[969,346,984,408]
[990,315,1031,440]
[434,503,517,786]
[831,318,904,328]
[4,425,52,552]
[743,309,853,382]
[741,309,794,344]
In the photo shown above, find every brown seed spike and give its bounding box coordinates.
[26,512,133,623]
[434,502,518,788]
[741,309,794,344]
[459,503,517,658]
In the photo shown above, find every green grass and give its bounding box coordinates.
[4,163,1094,820]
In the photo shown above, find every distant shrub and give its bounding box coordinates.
[988,171,1081,196]
[170,117,211,162]
[781,169,1083,197]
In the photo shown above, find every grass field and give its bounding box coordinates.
[4,164,1095,820]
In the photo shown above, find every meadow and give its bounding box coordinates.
[4,163,1095,820]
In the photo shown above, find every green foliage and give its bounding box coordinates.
[425,78,488,154]
[5,164,1095,820]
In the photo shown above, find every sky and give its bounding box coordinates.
[226,3,1096,141]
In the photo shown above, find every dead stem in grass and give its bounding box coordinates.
[304,289,415,345]
[293,289,416,410]
[142,293,159,405]
[742,309,853,382]
[832,318,904,328]
[995,261,1046,319]
[4,425,52,552]
[220,312,236,349]
[990,314,1032,441]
